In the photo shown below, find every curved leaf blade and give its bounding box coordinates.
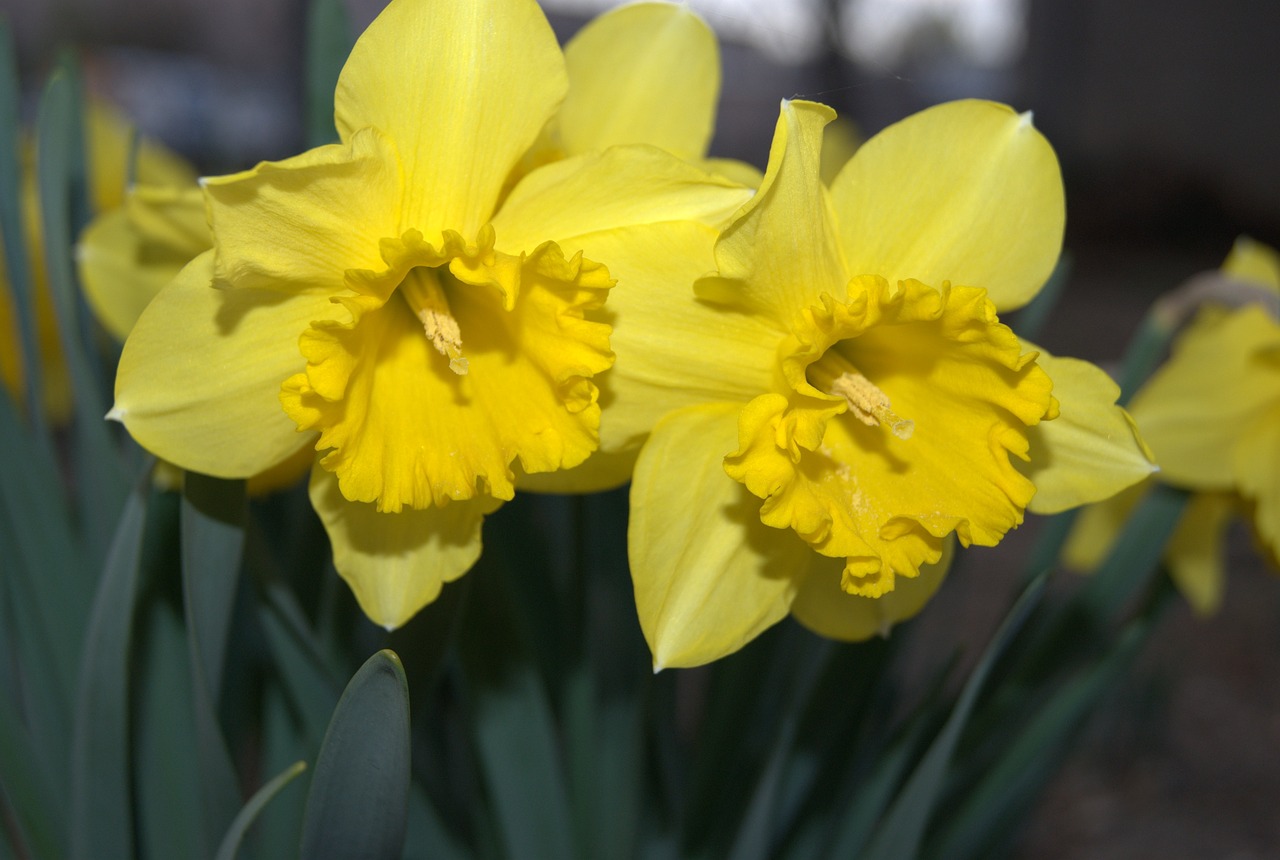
[214,761,308,860]
[300,649,411,860]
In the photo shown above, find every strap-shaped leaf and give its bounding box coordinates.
[0,19,41,426]
[300,649,411,860]
[182,473,248,855]
[860,574,1046,860]
[35,70,127,562]
[460,554,576,860]
[305,0,354,148]
[69,483,148,860]
[214,761,308,860]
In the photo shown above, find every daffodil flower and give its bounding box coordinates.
[1,104,192,420]
[600,99,1153,668]
[1067,238,1280,613]
[112,0,750,628]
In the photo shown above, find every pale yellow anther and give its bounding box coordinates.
[400,267,469,375]
[829,371,914,440]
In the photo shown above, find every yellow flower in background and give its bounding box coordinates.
[0,104,192,420]
[112,0,750,629]
[1067,238,1280,613]
[78,181,208,343]
[598,100,1153,668]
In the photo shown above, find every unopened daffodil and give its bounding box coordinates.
[1067,237,1280,613]
[112,0,749,628]
[597,99,1153,668]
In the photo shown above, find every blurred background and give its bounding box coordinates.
[3,0,1278,856]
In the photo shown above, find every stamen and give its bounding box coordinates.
[829,371,914,440]
[400,267,469,375]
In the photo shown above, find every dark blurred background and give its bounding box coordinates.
[3,0,1278,855]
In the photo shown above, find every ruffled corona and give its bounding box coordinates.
[280,225,614,513]
[724,275,1057,597]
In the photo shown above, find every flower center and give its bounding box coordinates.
[399,266,468,375]
[807,348,914,440]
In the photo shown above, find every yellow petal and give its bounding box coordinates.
[630,403,810,669]
[492,145,752,252]
[1021,343,1157,514]
[702,157,764,189]
[1062,480,1148,572]
[1221,236,1280,292]
[1234,401,1280,556]
[791,537,953,641]
[123,184,211,259]
[281,240,612,511]
[334,0,565,239]
[819,114,860,186]
[1166,492,1234,616]
[1130,305,1280,488]
[830,100,1064,312]
[202,126,403,294]
[694,100,849,331]
[558,2,718,160]
[77,209,187,341]
[85,103,198,213]
[114,251,337,476]
[310,465,501,630]
[564,221,778,454]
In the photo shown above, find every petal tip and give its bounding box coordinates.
[105,404,126,423]
[1018,109,1035,129]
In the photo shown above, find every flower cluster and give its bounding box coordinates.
[99,0,1154,665]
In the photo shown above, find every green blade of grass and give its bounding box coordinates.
[299,649,411,860]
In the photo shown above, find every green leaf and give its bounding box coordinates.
[305,0,354,148]
[820,701,944,859]
[726,638,833,860]
[927,621,1148,860]
[1078,483,1189,623]
[35,69,128,562]
[0,350,85,750]
[460,558,575,860]
[860,574,1047,860]
[0,18,42,427]
[69,483,149,860]
[182,474,248,853]
[0,676,63,859]
[252,683,311,859]
[257,582,343,745]
[133,600,205,860]
[215,761,308,860]
[299,649,411,860]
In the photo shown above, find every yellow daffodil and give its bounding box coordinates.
[78,180,207,343]
[1067,238,1280,613]
[1,104,191,420]
[112,0,750,629]
[598,99,1153,668]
